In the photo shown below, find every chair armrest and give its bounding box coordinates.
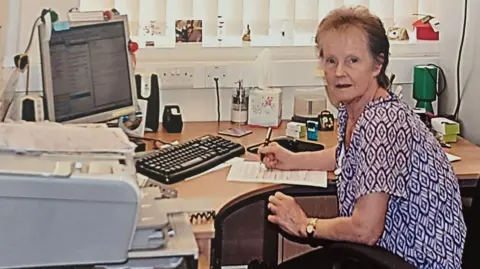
[279,228,414,269]
[326,242,416,269]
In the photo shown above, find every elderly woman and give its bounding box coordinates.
[259,6,466,269]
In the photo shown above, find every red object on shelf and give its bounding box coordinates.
[103,10,113,21]
[413,17,439,41]
[128,41,139,53]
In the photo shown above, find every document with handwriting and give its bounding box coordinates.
[227,161,327,188]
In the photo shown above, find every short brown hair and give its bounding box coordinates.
[315,6,391,89]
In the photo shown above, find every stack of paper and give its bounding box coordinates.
[0,122,135,154]
[227,161,328,188]
[186,157,245,181]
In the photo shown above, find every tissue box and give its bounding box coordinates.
[431,117,460,142]
[248,87,283,127]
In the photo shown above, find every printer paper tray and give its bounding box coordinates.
[101,256,191,269]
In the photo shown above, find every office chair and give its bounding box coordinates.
[269,229,416,269]
[460,178,480,269]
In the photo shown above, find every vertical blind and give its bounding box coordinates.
[79,0,439,45]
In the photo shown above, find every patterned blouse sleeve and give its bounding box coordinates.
[353,106,410,201]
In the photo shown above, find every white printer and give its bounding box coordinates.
[0,122,199,269]
[0,160,199,269]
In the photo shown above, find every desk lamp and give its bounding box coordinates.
[413,65,438,114]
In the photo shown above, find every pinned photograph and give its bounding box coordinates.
[175,20,203,43]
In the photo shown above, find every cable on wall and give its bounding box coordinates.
[426,63,447,97]
[14,9,58,95]
[214,77,221,123]
[453,0,468,120]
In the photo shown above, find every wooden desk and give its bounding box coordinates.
[146,121,480,269]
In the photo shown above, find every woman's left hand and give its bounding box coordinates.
[267,192,309,238]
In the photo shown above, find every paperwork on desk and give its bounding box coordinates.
[0,122,135,154]
[186,157,245,181]
[227,161,328,188]
[446,152,462,162]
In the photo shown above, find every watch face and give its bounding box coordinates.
[307,225,314,234]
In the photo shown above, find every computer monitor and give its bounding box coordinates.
[38,15,137,123]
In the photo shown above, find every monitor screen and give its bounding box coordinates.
[39,16,137,123]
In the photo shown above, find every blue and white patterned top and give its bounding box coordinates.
[335,93,466,269]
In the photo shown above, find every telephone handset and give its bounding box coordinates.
[246,136,325,154]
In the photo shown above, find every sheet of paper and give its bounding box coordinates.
[186,157,245,181]
[446,152,461,162]
[227,161,328,188]
[0,122,135,154]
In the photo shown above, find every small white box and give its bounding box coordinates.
[287,122,306,132]
[431,117,460,135]
[286,129,302,139]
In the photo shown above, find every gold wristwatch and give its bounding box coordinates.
[306,218,318,238]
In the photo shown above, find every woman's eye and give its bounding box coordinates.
[349,58,359,64]
[326,58,336,64]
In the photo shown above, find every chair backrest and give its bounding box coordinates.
[461,178,480,269]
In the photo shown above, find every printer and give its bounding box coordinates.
[0,157,199,269]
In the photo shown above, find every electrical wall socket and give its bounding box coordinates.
[205,64,228,88]
[157,66,195,89]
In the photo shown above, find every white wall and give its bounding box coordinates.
[438,0,480,145]
[3,0,441,123]
[0,0,10,65]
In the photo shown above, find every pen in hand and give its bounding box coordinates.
[260,127,273,162]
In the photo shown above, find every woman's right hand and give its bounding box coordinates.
[258,143,296,170]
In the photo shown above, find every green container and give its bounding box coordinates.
[413,65,438,114]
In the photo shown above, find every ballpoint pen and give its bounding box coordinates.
[260,127,273,162]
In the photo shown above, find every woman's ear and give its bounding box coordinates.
[373,53,384,76]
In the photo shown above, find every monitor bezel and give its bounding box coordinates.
[38,15,138,124]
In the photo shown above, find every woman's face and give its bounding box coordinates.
[320,27,382,105]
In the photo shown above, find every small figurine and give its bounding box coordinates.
[387,27,409,41]
[242,24,251,42]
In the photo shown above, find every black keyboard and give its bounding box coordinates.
[136,135,246,184]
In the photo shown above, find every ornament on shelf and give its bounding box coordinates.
[387,27,409,41]
[242,24,251,42]
[128,40,139,67]
[103,10,114,21]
